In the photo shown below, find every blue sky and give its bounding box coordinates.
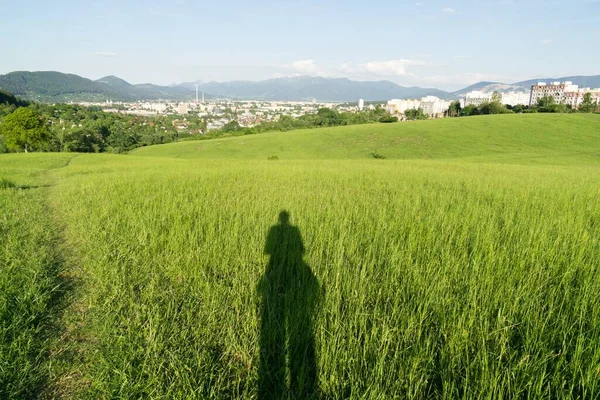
[2,0,599,90]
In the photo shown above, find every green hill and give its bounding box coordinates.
[0,71,123,102]
[0,89,29,107]
[132,113,600,164]
[0,71,196,102]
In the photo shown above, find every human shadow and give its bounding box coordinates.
[258,210,320,399]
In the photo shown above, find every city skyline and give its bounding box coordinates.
[2,0,599,91]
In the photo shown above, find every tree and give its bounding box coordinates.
[221,120,241,133]
[510,104,524,113]
[378,115,398,123]
[537,96,556,109]
[0,107,50,152]
[537,96,568,113]
[491,91,502,104]
[479,101,511,115]
[0,90,29,107]
[579,93,594,113]
[448,101,462,117]
[404,108,428,120]
[315,108,341,126]
[462,104,479,116]
[63,128,105,152]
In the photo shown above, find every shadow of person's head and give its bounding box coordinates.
[279,210,290,225]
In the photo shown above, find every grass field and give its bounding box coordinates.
[132,113,600,164]
[1,114,600,399]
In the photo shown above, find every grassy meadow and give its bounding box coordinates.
[1,114,600,399]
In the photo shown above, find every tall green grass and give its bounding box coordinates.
[2,115,600,399]
[0,154,73,398]
[131,114,600,164]
[46,154,600,398]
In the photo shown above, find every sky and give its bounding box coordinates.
[2,0,599,90]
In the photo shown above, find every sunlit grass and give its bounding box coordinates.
[46,154,600,398]
[1,114,600,399]
[131,114,600,164]
[0,154,72,398]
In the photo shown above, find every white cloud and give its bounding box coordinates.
[540,39,552,45]
[360,59,427,76]
[288,59,322,75]
[416,2,423,5]
[95,51,118,57]
[453,55,471,60]
[443,7,456,13]
[338,62,356,74]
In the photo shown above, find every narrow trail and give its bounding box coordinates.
[36,154,88,399]
[0,153,82,399]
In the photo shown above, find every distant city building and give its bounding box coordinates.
[461,90,529,107]
[386,97,449,118]
[529,81,600,107]
[358,98,364,111]
[177,103,189,115]
[420,96,450,117]
[386,98,421,114]
[529,81,579,106]
[500,91,530,106]
[462,91,492,108]
[562,88,600,108]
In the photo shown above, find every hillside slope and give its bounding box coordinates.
[0,71,197,102]
[0,71,123,102]
[132,114,600,164]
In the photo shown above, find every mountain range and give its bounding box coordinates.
[0,71,197,103]
[1,71,599,103]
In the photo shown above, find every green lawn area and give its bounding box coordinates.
[132,113,600,164]
[2,114,600,399]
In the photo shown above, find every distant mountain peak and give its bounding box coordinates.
[96,76,133,87]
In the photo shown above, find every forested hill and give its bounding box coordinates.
[0,71,123,102]
[0,71,195,102]
[0,89,29,107]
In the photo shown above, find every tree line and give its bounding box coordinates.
[0,95,188,153]
[448,92,600,117]
[1,94,398,153]
[2,88,598,153]
[188,106,395,142]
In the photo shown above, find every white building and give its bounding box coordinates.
[462,91,492,108]
[529,81,600,107]
[358,98,365,111]
[500,91,530,106]
[386,97,449,118]
[461,90,529,107]
[529,81,578,106]
[420,96,450,117]
[177,103,190,115]
[386,99,421,114]
[562,88,600,108]
[141,102,168,113]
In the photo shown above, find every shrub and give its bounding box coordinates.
[379,116,398,123]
